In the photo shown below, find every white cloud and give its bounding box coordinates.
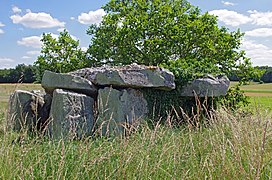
[57,28,65,32]
[0,22,4,34]
[78,9,106,25]
[245,28,272,37]
[17,32,78,49]
[221,1,236,6]
[210,9,272,27]
[0,57,14,63]
[12,6,22,13]
[17,36,42,48]
[10,11,65,29]
[0,57,15,69]
[209,9,252,26]
[22,56,31,59]
[248,10,272,26]
[241,39,272,66]
[21,51,40,62]
[70,17,75,20]
[26,50,40,56]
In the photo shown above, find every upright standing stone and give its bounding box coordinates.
[97,87,148,136]
[48,89,94,139]
[7,90,45,132]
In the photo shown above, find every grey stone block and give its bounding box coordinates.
[42,70,97,97]
[70,63,175,91]
[48,89,94,139]
[7,90,49,132]
[97,87,148,136]
[180,75,230,97]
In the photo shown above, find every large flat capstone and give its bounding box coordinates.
[7,90,50,132]
[180,75,230,97]
[42,70,97,96]
[97,87,148,136]
[48,89,94,139]
[70,63,175,91]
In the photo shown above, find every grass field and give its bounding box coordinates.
[239,82,272,110]
[230,81,272,109]
[0,83,42,111]
[0,83,271,179]
[241,83,272,95]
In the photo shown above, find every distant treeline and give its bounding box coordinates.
[1,64,272,83]
[229,66,272,83]
[259,66,272,83]
[0,64,36,83]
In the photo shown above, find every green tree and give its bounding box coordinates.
[0,64,36,83]
[13,64,36,83]
[259,66,272,83]
[87,0,260,85]
[34,30,87,82]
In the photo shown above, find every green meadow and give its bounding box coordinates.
[240,83,272,110]
[241,83,272,94]
[0,83,271,179]
[0,83,43,111]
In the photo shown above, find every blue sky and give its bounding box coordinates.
[0,0,272,69]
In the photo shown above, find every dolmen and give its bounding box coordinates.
[7,63,230,139]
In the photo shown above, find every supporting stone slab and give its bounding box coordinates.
[7,90,48,132]
[48,89,94,139]
[97,87,148,136]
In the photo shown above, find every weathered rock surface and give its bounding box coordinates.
[70,63,175,91]
[42,70,97,96]
[97,87,148,135]
[7,64,232,139]
[180,75,230,97]
[48,89,94,139]
[7,90,50,132]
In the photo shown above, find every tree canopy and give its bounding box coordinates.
[34,30,87,82]
[87,0,260,84]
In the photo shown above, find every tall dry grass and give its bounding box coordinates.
[0,105,271,179]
